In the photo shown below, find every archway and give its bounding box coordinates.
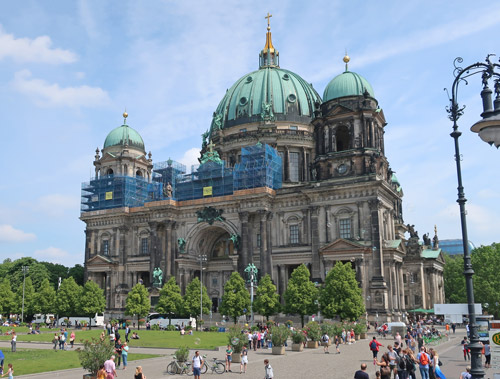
[336,125,350,151]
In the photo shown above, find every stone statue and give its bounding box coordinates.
[369,155,377,173]
[260,101,274,121]
[406,224,419,239]
[212,113,222,131]
[163,182,173,198]
[196,206,225,225]
[423,233,431,246]
[152,267,163,288]
[229,234,240,251]
[177,238,186,253]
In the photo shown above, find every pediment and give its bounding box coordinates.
[319,238,368,253]
[325,104,354,117]
[87,254,115,265]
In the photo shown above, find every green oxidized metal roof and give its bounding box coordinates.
[323,71,375,102]
[422,249,441,259]
[210,66,321,132]
[103,124,145,152]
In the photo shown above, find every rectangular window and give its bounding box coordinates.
[278,151,285,178]
[339,219,352,239]
[102,240,109,256]
[257,234,261,248]
[289,152,299,182]
[141,238,149,255]
[289,224,299,244]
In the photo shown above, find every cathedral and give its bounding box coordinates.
[81,18,445,322]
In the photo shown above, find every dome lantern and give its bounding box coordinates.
[259,13,279,69]
[103,112,146,152]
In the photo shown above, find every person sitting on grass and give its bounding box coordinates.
[131,332,140,339]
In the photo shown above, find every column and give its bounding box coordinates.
[284,147,290,182]
[166,221,172,278]
[171,222,177,277]
[148,222,158,284]
[105,272,111,309]
[301,147,307,182]
[266,213,273,280]
[310,206,321,279]
[369,199,384,280]
[259,211,268,276]
[239,212,250,274]
[279,265,286,299]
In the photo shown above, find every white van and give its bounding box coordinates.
[58,313,105,327]
[32,314,55,324]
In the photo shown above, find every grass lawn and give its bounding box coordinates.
[0,349,160,376]
[0,330,230,349]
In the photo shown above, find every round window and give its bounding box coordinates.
[246,76,253,83]
[287,94,297,103]
[283,74,290,81]
[239,97,248,106]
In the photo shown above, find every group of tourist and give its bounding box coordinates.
[51,328,76,350]
[100,355,146,379]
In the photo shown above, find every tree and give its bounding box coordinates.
[320,261,365,321]
[33,278,56,315]
[219,272,251,324]
[80,280,106,329]
[156,277,184,325]
[7,257,50,290]
[15,277,36,321]
[0,278,15,317]
[253,274,280,321]
[284,264,318,327]
[55,277,82,320]
[68,264,85,286]
[125,283,150,329]
[443,254,466,303]
[40,261,69,289]
[183,277,210,330]
[471,243,500,318]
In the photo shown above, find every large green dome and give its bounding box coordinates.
[103,123,145,152]
[323,71,374,102]
[210,66,321,132]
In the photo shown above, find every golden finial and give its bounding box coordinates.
[265,12,272,31]
[343,51,350,72]
[123,109,128,124]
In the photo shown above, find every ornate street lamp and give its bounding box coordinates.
[198,254,207,327]
[445,54,500,379]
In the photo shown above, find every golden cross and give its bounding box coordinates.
[207,141,215,153]
[265,12,272,28]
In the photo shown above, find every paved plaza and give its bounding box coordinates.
[0,328,496,378]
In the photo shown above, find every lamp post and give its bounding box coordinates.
[21,266,29,324]
[446,54,500,379]
[198,254,207,329]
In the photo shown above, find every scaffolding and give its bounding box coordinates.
[152,159,186,187]
[233,144,282,191]
[81,175,161,212]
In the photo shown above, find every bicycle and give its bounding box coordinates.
[167,358,193,376]
[201,356,225,374]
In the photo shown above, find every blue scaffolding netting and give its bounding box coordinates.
[81,143,282,212]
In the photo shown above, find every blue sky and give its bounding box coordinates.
[1,0,499,267]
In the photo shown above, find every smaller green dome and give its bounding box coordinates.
[323,71,374,102]
[104,124,145,151]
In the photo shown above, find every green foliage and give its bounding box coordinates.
[304,321,321,341]
[270,325,290,347]
[183,277,210,328]
[209,326,218,332]
[125,283,151,329]
[77,337,115,375]
[40,262,69,289]
[283,264,318,327]
[7,257,50,290]
[156,277,184,324]
[353,321,367,335]
[151,324,160,331]
[0,278,15,316]
[15,277,36,320]
[471,243,500,318]
[68,264,85,286]
[80,280,106,328]
[174,345,190,362]
[227,325,245,353]
[166,324,177,331]
[33,278,56,315]
[443,254,466,303]
[291,329,306,344]
[320,261,365,321]
[219,272,251,324]
[55,277,82,318]
[253,274,280,321]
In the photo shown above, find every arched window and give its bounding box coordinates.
[106,168,114,176]
[336,125,350,151]
[136,170,143,177]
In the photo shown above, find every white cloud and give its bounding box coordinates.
[0,25,77,64]
[0,224,36,242]
[12,70,110,108]
[178,148,201,172]
[34,246,70,259]
[35,194,79,217]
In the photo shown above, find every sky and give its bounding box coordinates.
[1,0,499,267]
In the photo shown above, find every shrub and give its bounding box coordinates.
[270,325,290,347]
[304,321,321,341]
[209,326,218,332]
[166,325,176,331]
[174,345,190,362]
[291,329,306,344]
[353,322,366,335]
[77,337,115,375]
[266,320,275,327]
[227,325,245,353]
[285,320,293,327]
[185,325,193,331]
[251,325,260,332]
[151,324,160,331]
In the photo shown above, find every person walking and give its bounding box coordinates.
[264,359,273,379]
[484,341,491,368]
[114,339,123,368]
[387,345,398,378]
[192,351,203,379]
[103,355,117,379]
[334,335,341,354]
[52,333,59,350]
[10,333,16,353]
[225,344,233,372]
[1,363,13,379]
[375,353,392,379]
[70,331,75,348]
[97,365,106,379]
[240,345,248,374]
[121,342,129,370]
[354,363,370,379]
[417,346,431,379]
[134,366,146,379]
[370,336,384,363]
[461,337,470,361]
[0,350,3,375]
[321,332,330,353]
